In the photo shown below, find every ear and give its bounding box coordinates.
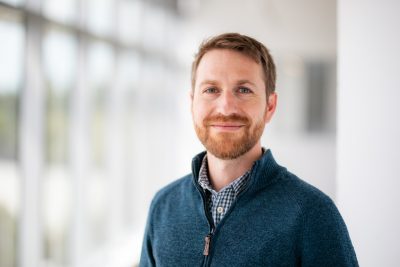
[264,92,277,123]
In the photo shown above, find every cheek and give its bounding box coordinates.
[246,102,267,119]
[192,101,208,123]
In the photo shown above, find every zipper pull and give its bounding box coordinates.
[203,234,211,256]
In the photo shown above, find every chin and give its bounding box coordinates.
[204,138,256,160]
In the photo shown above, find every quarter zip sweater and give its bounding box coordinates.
[139,150,358,267]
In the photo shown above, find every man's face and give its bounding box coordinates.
[191,49,276,160]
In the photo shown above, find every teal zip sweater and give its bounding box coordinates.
[139,150,358,267]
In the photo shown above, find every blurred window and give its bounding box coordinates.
[86,40,114,250]
[43,0,78,24]
[0,1,179,266]
[0,0,24,6]
[88,40,114,167]
[118,51,140,90]
[118,0,143,45]
[141,56,165,93]
[117,51,140,227]
[0,10,23,267]
[142,3,166,51]
[42,25,77,266]
[87,0,114,36]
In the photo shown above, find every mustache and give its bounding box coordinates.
[203,113,250,125]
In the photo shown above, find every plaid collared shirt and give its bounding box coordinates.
[198,155,251,226]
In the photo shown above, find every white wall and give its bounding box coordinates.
[337,0,400,266]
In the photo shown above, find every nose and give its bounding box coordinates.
[215,90,238,115]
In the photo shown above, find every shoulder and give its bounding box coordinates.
[277,170,341,220]
[149,174,195,213]
[283,170,335,204]
[278,174,358,265]
[278,171,353,250]
[276,171,353,246]
[153,174,193,200]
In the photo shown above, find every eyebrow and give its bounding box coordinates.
[199,80,219,87]
[199,79,256,87]
[236,80,256,87]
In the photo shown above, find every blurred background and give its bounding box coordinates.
[0,0,399,266]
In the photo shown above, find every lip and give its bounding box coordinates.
[210,124,245,131]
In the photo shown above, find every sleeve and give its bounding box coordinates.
[299,196,359,267]
[139,199,157,267]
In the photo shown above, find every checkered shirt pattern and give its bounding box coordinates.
[198,155,251,226]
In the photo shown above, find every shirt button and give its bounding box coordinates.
[217,207,224,214]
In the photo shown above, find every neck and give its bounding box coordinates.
[207,143,263,192]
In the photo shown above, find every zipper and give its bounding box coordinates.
[192,156,216,260]
[203,234,212,256]
[202,229,214,267]
[200,190,215,262]
[191,154,259,266]
[202,184,250,265]
[201,162,259,264]
[194,177,215,265]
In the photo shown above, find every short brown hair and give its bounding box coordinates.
[191,33,276,95]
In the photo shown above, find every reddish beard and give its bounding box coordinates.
[194,113,265,160]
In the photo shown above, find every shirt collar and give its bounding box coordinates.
[198,155,213,192]
[198,154,252,195]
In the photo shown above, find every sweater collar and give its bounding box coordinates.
[191,149,285,194]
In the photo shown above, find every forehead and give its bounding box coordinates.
[195,49,264,85]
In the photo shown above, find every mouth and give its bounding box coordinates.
[209,124,245,131]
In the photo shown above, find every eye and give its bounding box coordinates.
[237,87,252,94]
[203,87,219,94]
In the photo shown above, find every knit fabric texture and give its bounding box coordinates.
[139,149,359,267]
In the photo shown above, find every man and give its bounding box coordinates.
[140,33,358,267]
